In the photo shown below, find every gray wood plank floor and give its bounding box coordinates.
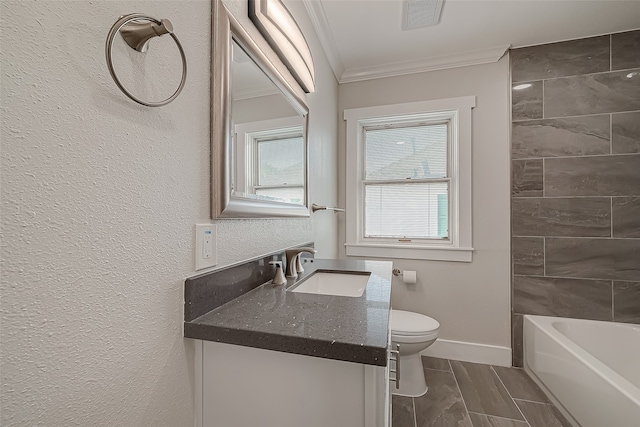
[392,357,572,427]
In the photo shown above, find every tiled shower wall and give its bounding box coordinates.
[510,30,640,366]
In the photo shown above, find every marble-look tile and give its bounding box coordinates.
[421,356,451,372]
[512,115,610,159]
[511,36,610,83]
[512,159,543,197]
[415,368,472,427]
[450,361,524,421]
[515,400,572,427]
[468,413,528,427]
[544,69,640,117]
[512,237,544,275]
[513,275,612,320]
[546,237,640,281]
[512,197,611,237]
[612,30,640,71]
[613,197,640,237]
[511,314,524,368]
[613,281,640,324]
[393,395,416,427]
[612,111,640,154]
[544,154,640,197]
[512,81,542,121]
[492,366,550,403]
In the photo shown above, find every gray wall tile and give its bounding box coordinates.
[544,69,640,117]
[511,314,523,368]
[512,81,543,121]
[511,36,610,83]
[512,159,543,197]
[513,275,612,320]
[613,197,640,237]
[612,30,640,71]
[612,111,640,154]
[613,281,640,324]
[546,237,640,281]
[512,116,610,159]
[545,154,640,197]
[512,237,544,275]
[512,197,611,237]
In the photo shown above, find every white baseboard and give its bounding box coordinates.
[421,339,512,367]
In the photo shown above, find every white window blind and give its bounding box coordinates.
[363,123,449,241]
[255,135,304,204]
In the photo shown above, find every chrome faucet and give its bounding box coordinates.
[285,247,317,279]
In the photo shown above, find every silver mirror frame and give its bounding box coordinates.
[212,1,310,219]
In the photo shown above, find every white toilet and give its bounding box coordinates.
[390,309,440,397]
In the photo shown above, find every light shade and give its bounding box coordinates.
[249,0,315,93]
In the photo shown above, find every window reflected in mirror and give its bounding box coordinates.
[230,39,306,206]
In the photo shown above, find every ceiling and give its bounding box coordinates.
[303,0,640,83]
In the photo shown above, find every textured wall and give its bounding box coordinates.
[338,58,512,353]
[510,30,640,366]
[0,0,337,425]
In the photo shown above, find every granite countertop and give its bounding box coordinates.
[184,259,392,366]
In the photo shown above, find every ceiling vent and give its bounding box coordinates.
[402,0,445,30]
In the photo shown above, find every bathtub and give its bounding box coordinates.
[523,315,640,427]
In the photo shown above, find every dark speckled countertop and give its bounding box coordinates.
[184,259,392,366]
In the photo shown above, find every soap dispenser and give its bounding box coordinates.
[268,261,286,285]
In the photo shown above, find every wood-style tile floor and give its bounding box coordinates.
[392,356,573,427]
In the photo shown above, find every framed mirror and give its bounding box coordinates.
[212,1,310,218]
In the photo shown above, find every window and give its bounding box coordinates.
[344,96,475,262]
[254,132,305,203]
[234,116,305,205]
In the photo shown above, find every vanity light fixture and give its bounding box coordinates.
[249,0,315,93]
[513,83,533,90]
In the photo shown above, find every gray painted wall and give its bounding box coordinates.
[510,30,640,366]
[338,57,512,355]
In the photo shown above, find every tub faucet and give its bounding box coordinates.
[285,247,317,279]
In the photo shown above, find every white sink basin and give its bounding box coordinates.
[290,271,370,297]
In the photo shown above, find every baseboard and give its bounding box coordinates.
[421,339,512,367]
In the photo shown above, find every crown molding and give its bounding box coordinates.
[302,0,345,82]
[339,45,510,83]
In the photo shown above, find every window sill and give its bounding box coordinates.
[345,243,473,262]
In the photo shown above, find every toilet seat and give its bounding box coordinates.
[391,309,440,336]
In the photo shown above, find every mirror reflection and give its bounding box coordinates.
[230,39,306,206]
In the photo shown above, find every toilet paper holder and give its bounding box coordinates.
[393,268,417,283]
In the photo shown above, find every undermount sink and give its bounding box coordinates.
[290,271,370,297]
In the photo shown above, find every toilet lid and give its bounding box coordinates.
[391,309,440,336]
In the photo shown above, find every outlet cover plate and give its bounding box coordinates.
[195,224,217,271]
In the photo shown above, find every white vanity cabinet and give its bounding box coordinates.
[194,340,391,427]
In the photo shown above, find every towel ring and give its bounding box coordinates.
[105,14,187,107]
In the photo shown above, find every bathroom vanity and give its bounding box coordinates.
[184,258,393,427]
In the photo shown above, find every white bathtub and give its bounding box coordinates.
[524,315,640,427]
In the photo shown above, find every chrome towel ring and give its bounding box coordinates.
[105,14,187,107]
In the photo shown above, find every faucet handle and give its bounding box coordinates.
[295,254,306,274]
[285,247,317,278]
[268,261,286,285]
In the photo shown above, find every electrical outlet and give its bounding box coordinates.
[195,224,217,271]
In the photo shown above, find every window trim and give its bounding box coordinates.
[234,116,304,199]
[344,96,475,262]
